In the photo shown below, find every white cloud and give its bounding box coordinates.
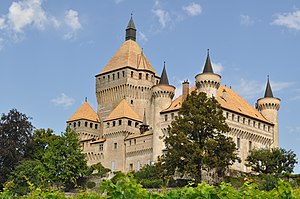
[64,9,82,40]
[115,0,124,4]
[273,10,300,30]
[152,8,170,29]
[0,17,6,30]
[138,31,148,42]
[234,78,292,99]
[183,2,202,16]
[212,62,223,74]
[240,15,254,26]
[51,93,75,108]
[7,0,47,32]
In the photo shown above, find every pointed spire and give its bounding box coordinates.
[140,109,149,134]
[264,75,274,98]
[159,62,170,85]
[202,49,214,74]
[125,14,136,41]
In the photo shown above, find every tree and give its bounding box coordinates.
[246,147,297,175]
[161,91,239,183]
[41,127,89,190]
[0,109,34,190]
[90,162,110,177]
[27,128,58,160]
[133,165,164,188]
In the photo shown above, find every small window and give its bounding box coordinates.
[99,143,103,151]
[128,120,132,126]
[122,71,125,77]
[78,121,81,127]
[135,122,139,128]
[258,123,261,129]
[164,114,168,121]
[85,122,88,127]
[232,114,235,121]
[171,113,174,119]
[131,71,134,78]
[253,121,256,127]
[249,141,252,151]
[268,126,270,132]
[103,76,105,80]
[237,116,240,122]
[156,80,159,84]
[243,118,245,124]
[146,73,149,80]
[90,123,93,128]
[95,124,98,129]
[131,100,133,104]
[113,121,116,127]
[114,143,117,149]
[129,140,132,146]
[117,72,119,79]
[119,120,122,125]
[226,112,229,119]
[112,74,115,80]
[74,122,76,128]
[134,139,136,145]
[129,163,133,171]
[108,75,110,80]
[107,122,110,128]
[248,119,250,125]
[237,137,240,149]
[137,160,141,171]
[139,73,142,79]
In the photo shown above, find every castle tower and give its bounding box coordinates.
[257,77,281,147]
[67,99,101,139]
[95,16,160,123]
[152,62,175,161]
[195,49,221,97]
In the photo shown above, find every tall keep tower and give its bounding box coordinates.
[95,16,160,124]
[257,77,281,147]
[152,63,175,161]
[195,50,221,97]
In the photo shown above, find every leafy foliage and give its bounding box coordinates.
[41,127,89,190]
[161,91,239,183]
[133,164,164,188]
[246,148,297,175]
[0,109,34,190]
[90,162,110,177]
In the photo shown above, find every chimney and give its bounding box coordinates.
[182,80,189,102]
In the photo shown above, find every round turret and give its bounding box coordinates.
[195,50,221,98]
[152,63,175,161]
[257,77,281,147]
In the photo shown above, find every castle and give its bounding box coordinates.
[67,16,280,173]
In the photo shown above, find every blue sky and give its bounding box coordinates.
[1,0,300,172]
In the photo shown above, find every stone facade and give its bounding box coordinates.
[67,16,280,173]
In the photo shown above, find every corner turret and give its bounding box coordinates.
[257,77,281,147]
[152,62,175,161]
[195,49,221,97]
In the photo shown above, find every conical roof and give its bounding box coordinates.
[104,99,142,122]
[159,62,169,85]
[126,15,136,41]
[98,40,158,76]
[68,101,100,122]
[264,77,274,98]
[202,49,214,74]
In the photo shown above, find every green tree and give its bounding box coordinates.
[133,164,164,188]
[90,162,110,177]
[7,160,43,195]
[246,147,297,175]
[0,109,34,190]
[41,127,89,190]
[161,91,239,183]
[27,128,58,160]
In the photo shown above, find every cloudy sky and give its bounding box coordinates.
[1,0,300,172]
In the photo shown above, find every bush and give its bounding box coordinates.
[86,181,96,189]
[140,179,164,188]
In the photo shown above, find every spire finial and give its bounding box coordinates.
[202,49,214,74]
[85,97,87,102]
[159,61,169,85]
[264,76,274,98]
[140,108,149,134]
[125,14,136,41]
